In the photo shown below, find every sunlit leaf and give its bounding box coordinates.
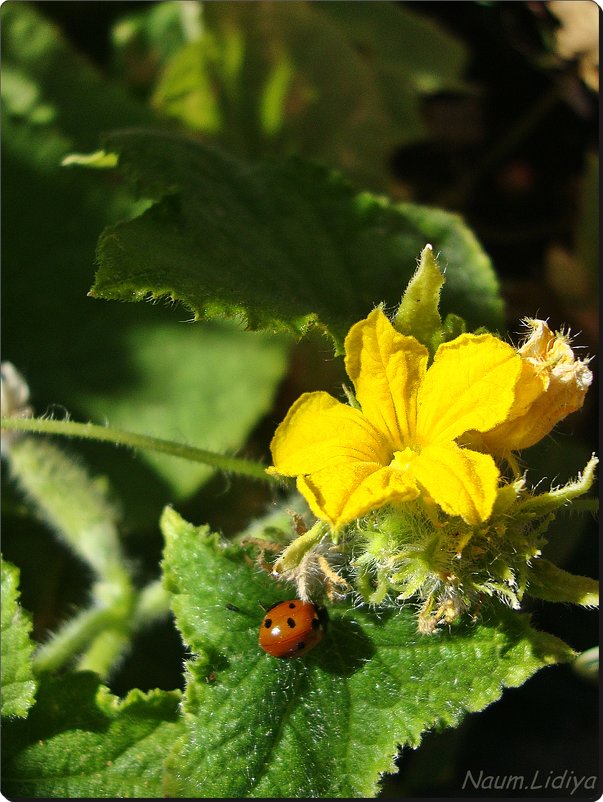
[90,128,504,355]
[1,557,37,719]
[161,507,574,798]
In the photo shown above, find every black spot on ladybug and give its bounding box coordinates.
[288,602,296,609]
[264,618,272,628]
[287,617,296,628]
[311,618,320,630]
[296,641,306,651]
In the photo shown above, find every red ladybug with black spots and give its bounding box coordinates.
[259,600,327,658]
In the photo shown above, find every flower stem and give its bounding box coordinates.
[131,579,171,627]
[74,580,171,677]
[76,628,131,677]
[1,416,273,482]
[7,436,127,580]
[33,605,119,674]
[32,580,171,678]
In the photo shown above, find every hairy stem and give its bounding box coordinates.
[33,606,119,674]
[2,416,273,482]
[131,579,171,627]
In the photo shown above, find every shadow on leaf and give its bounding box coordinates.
[313,614,376,677]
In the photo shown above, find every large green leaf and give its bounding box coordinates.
[1,4,289,509]
[77,320,289,498]
[1,672,183,798]
[1,557,37,719]
[91,129,504,354]
[160,507,573,798]
[152,1,468,189]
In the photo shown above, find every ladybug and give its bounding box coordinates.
[258,600,327,658]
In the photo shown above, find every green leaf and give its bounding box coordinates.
[90,129,504,354]
[1,672,183,798]
[318,2,469,97]
[59,316,287,504]
[1,557,37,719]
[1,4,289,512]
[78,319,289,498]
[160,507,573,798]
[152,2,468,189]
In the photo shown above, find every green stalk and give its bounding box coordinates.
[2,416,274,482]
[33,606,119,674]
[76,628,132,677]
[131,579,171,627]
[32,580,171,678]
[8,437,128,581]
[74,580,171,677]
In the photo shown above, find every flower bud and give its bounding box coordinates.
[478,319,592,454]
[1,362,33,457]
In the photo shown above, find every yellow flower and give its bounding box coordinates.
[268,309,523,529]
[475,319,593,455]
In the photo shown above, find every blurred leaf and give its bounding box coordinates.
[1,557,37,719]
[111,0,203,95]
[78,320,289,498]
[1,4,289,516]
[1,2,154,528]
[90,129,504,355]
[319,2,469,96]
[1,672,183,797]
[160,507,573,798]
[573,646,598,684]
[61,149,119,168]
[152,1,468,189]
[0,3,153,155]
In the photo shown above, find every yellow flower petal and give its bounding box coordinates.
[269,311,531,528]
[344,308,429,449]
[479,319,593,453]
[416,334,521,446]
[411,442,500,524]
[268,391,392,476]
[298,462,419,528]
[481,383,588,453]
